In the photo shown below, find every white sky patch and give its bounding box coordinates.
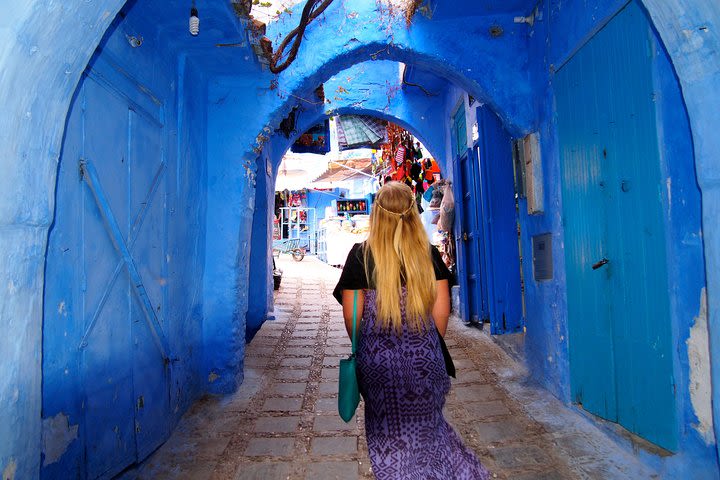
[252,0,414,24]
[251,0,304,24]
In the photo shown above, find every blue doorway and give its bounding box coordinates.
[475,106,524,334]
[453,103,524,334]
[42,66,172,478]
[555,2,676,450]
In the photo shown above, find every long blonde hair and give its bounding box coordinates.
[364,182,436,333]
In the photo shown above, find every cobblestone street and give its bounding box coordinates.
[127,256,659,480]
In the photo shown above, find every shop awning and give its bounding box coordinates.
[336,115,387,150]
[312,158,373,183]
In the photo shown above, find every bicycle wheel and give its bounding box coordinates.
[291,248,305,261]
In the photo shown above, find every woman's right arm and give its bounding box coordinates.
[433,279,450,336]
[342,289,365,338]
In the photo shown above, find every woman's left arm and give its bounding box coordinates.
[342,289,365,338]
[433,279,450,336]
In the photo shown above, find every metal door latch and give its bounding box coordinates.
[592,258,609,270]
[463,232,469,241]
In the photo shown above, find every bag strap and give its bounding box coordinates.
[351,290,358,355]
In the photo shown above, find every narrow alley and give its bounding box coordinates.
[126,256,657,480]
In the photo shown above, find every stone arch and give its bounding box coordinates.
[266,59,454,171]
[253,0,536,157]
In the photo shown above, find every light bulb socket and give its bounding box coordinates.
[189,7,200,36]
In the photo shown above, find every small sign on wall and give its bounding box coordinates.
[532,233,553,281]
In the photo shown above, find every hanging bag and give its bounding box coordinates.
[436,326,456,378]
[338,290,360,422]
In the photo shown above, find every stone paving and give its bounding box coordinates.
[125,256,659,480]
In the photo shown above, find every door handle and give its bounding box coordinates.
[463,232,469,242]
[592,258,609,270]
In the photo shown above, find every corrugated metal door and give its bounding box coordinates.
[556,2,675,450]
[476,106,524,334]
[43,66,171,479]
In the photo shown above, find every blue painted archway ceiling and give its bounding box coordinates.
[118,0,539,77]
[402,64,451,95]
[120,0,258,75]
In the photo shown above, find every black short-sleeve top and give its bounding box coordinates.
[332,242,454,304]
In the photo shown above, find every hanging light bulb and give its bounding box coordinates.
[189,3,199,36]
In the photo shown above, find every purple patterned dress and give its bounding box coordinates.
[356,289,490,480]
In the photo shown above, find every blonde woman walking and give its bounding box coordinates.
[333,182,489,479]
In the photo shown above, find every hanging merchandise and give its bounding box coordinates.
[415,190,424,214]
[377,122,443,189]
[291,121,331,154]
[424,158,441,185]
[395,145,406,166]
[393,160,406,183]
[437,181,455,233]
[423,184,435,202]
[429,183,444,209]
[410,161,423,182]
[274,191,284,218]
[404,139,414,161]
[414,142,424,160]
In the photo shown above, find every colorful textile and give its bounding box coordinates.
[395,145,406,166]
[356,289,490,480]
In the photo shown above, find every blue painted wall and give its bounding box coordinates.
[247,152,271,342]
[431,2,715,473]
[170,55,208,422]
[645,20,714,474]
[203,75,260,394]
[520,1,716,476]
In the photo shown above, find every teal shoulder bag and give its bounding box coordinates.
[338,290,360,422]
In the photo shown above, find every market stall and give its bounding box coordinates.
[317,215,369,266]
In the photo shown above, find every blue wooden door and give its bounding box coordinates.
[128,109,171,459]
[475,106,524,334]
[556,2,675,450]
[454,148,488,325]
[43,66,171,479]
[80,78,138,479]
